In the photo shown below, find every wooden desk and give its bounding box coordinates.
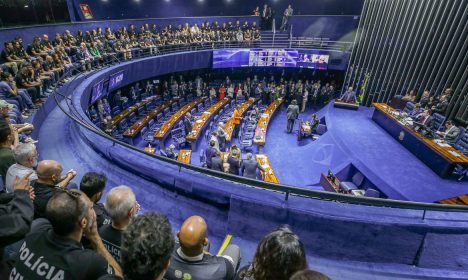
[255,154,280,184]
[144,146,156,154]
[154,97,206,149]
[177,149,192,164]
[186,98,230,150]
[437,194,468,205]
[122,100,173,143]
[254,98,284,149]
[111,96,158,126]
[334,100,359,110]
[372,103,468,177]
[225,98,257,143]
[319,173,342,193]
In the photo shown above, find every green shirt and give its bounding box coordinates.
[89,47,101,57]
[0,147,15,184]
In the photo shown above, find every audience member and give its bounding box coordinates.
[32,159,77,218]
[165,215,240,280]
[290,270,330,280]
[5,143,38,193]
[0,119,15,184]
[0,173,34,278]
[80,172,111,227]
[99,212,175,280]
[236,225,307,280]
[100,185,139,262]
[9,189,122,279]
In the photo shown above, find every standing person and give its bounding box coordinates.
[183,113,193,137]
[286,100,300,133]
[217,122,227,152]
[280,4,294,31]
[240,153,265,180]
[219,84,226,101]
[261,4,269,30]
[301,88,308,112]
[232,106,241,138]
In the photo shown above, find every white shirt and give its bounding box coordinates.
[5,164,38,193]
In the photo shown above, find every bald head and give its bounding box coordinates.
[37,160,62,184]
[178,216,208,256]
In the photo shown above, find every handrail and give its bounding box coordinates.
[47,45,468,213]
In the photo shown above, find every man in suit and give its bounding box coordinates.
[205,140,217,169]
[286,100,300,133]
[339,87,357,103]
[241,153,265,180]
[408,103,423,118]
[433,95,449,114]
[217,122,227,152]
[437,120,460,145]
[210,151,224,172]
[227,149,241,175]
[183,113,192,136]
[419,90,430,108]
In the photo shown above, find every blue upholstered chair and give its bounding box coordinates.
[137,106,145,116]
[240,133,253,151]
[129,112,137,123]
[431,113,445,131]
[403,102,415,114]
[171,127,186,148]
[454,130,468,156]
[339,172,365,193]
[199,149,206,167]
[140,127,148,138]
[364,188,380,198]
[316,124,327,135]
[112,106,121,116]
[163,107,170,117]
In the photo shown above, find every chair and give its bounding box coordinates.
[137,106,145,116]
[154,112,165,129]
[431,113,446,131]
[364,188,380,198]
[454,130,468,156]
[197,103,204,112]
[339,172,365,193]
[148,119,155,130]
[118,119,129,133]
[171,103,179,113]
[160,149,168,157]
[112,106,121,116]
[315,124,327,135]
[163,107,171,117]
[140,127,148,139]
[402,102,415,114]
[171,127,186,148]
[239,133,253,151]
[129,112,137,123]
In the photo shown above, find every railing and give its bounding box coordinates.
[48,40,468,213]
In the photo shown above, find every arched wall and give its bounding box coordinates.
[40,50,468,275]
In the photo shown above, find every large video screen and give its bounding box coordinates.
[108,71,124,91]
[213,49,329,69]
[297,50,329,70]
[90,79,107,104]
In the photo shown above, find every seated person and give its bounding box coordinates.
[290,270,331,280]
[5,143,38,193]
[165,215,240,280]
[338,87,357,103]
[236,225,307,280]
[436,120,460,146]
[407,103,423,118]
[99,212,175,280]
[165,144,178,159]
[303,114,319,134]
[249,107,260,122]
[32,160,77,218]
[100,185,139,263]
[9,189,122,279]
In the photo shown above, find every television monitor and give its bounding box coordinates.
[108,71,125,91]
[297,51,329,70]
[213,49,298,68]
[212,49,250,68]
[90,79,107,104]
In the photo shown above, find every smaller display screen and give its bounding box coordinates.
[108,71,124,91]
[90,80,106,104]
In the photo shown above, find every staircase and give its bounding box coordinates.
[260,31,290,48]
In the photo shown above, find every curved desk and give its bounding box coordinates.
[111,96,159,126]
[254,98,284,151]
[123,100,174,144]
[372,103,468,177]
[256,154,279,184]
[225,98,258,143]
[154,97,206,149]
[186,97,230,150]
